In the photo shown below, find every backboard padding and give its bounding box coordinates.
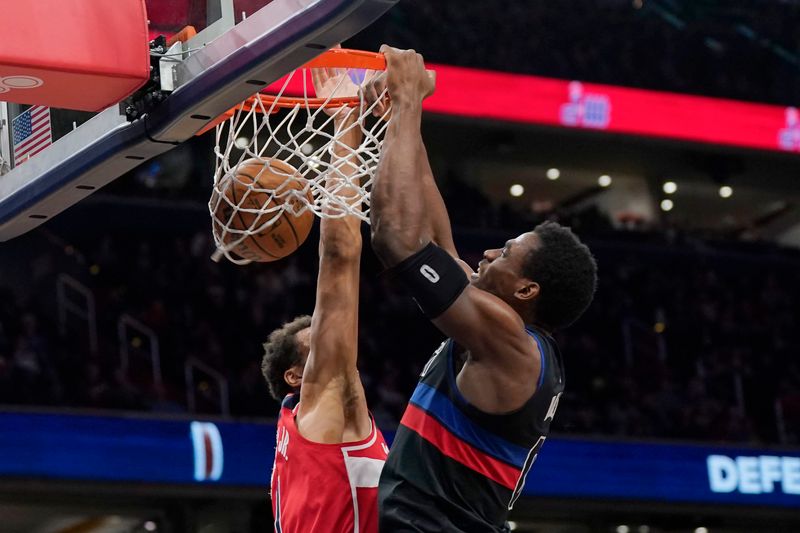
[0,0,398,241]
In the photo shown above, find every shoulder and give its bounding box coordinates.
[280,393,301,413]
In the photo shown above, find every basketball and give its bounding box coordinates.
[212,158,314,262]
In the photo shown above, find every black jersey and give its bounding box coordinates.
[378,327,564,532]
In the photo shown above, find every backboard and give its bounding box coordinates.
[0,0,397,241]
[0,0,233,166]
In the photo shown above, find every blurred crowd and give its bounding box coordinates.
[0,188,798,447]
[348,0,800,106]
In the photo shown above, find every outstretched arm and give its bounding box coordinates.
[370,47,537,409]
[369,50,435,265]
[364,67,460,263]
[369,55,465,269]
[297,102,371,443]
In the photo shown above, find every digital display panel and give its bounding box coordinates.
[1,412,798,508]
[274,61,800,154]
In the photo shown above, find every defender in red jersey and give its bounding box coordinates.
[261,67,387,533]
[272,394,389,532]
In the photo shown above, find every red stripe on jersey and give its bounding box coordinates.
[400,404,520,490]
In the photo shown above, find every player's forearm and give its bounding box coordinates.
[309,130,362,384]
[319,179,362,260]
[319,112,363,259]
[418,138,457,258]
[371,101,432,266]
[331,111,362,160]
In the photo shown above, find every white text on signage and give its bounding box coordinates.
[707,455,800,495]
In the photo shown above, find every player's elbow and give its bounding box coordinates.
[321,233,362,261]
[371,223,422,267]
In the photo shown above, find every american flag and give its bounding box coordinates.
[12,105,52,165]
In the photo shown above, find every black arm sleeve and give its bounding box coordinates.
[383,242,469,319]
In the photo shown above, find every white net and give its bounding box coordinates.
[209,62,390,264]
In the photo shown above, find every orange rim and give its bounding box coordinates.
[301,48,386,71]
[196,49,386,136]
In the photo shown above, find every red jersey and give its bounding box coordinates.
[271,394,389,533]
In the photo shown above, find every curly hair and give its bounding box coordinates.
[523,221,597,330]
[261,315,312,401]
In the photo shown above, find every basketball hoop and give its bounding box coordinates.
[208,48,390,264]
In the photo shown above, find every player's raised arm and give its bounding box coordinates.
[369,48,534,385]
[364,65,461,264]
[295,91,371,442]
[368,53,434,265]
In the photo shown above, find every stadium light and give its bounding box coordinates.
[301,142,314,155]
[598,174,612,187]
[695,528,709,533]
[616,526,630,533]
[234,136,249,149]
[662,181,677,194]
[546,168,560,180]
[144,522,157,532]
[509,184,525,197]
[660,199,674,212]
[508,521,518,531]
[719,185,733,198]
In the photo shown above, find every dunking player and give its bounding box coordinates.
[262,72,387,532]
[368,47,598,531]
